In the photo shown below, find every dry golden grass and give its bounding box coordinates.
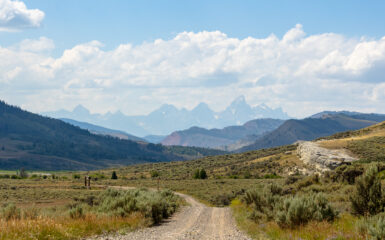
[318,139,349,149]
[318,125,385,150]
[0,213,147,240]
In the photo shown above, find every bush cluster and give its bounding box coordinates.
[193,169,207,179]
[96,188,180,224]
[242,183,338,228]
[276,193,338,228]
[350,164,385,216]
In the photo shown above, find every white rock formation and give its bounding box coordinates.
[297,141,357,172]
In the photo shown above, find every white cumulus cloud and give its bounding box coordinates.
[1,25,385,117]
[0,0,44,31]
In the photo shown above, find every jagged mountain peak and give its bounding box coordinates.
[73,104,90,114]
[229,95,248,107]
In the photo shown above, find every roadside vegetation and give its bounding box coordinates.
[0,177,182,240]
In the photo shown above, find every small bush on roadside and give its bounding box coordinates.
[276,193,338,228]
[243,186,338,228]
[69,204,85,219]
[97,188,180,224]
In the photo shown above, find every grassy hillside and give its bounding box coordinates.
[60,118,146,142]
[0,101,225,170]
[238,114,383,152]
[318,120,385,164]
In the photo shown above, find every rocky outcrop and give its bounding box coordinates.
[297,141,357,172]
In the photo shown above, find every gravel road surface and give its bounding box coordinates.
[90,191,251,240]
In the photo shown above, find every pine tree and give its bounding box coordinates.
[111,171,118,180]
[199,169,207,179]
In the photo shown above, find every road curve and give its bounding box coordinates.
[91,189,251,240]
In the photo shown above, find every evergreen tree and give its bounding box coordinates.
[199,169,207,179]
[111,171,118,180]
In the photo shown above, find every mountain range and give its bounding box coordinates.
[0,100,225,170]
[43,96,290,137]
[161,118,284,149]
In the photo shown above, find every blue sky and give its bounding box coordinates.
[1,0,385,117]
[2,0,385,54]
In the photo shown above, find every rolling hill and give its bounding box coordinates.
[60,118,146,142]
[161,118,284,149]
[237,113,385,152]
[0,101,225,171]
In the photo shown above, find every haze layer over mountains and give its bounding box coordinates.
[43,96,289,137]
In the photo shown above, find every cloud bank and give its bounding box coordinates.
[1,24,385,117]
[0,0,44,31]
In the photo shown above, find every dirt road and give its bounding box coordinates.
[91,191,251,240]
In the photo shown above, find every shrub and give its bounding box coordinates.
[111,171,118,180]
[199,169,207,179]
[73,174,81,179]
[368,217,385,240]
[97,188,180,224]
[150,170,159,178]
[276,193,338,228]
[296,175,319,190]
[268,183,283,196]
[350,164,384,216]
[1,203,21,220]
[242,187,281,221]
[285,175,301,185]
[211,193,234,206]
[22,206,39,219]
[335,165,364,184]
[69,204,85,219]
[263,173,281,179]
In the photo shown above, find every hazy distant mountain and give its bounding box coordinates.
[43,96,290,137]
[237,113,385,152]
[143,135,166,143]
[60,118,146,142]
[161,118,284,149]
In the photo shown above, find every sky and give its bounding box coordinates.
[1,0,385,118]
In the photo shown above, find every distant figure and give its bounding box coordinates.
[84,176,91,189]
